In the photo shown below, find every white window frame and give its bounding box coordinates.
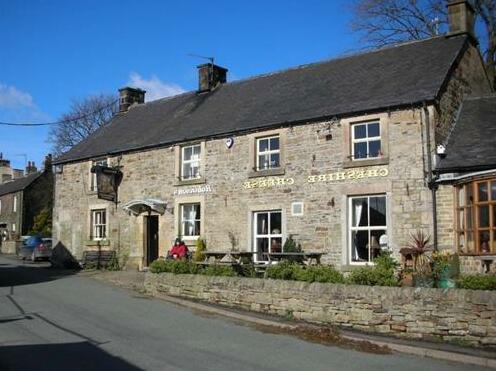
[180,203,201,238]
[351,122,381,160]
[90,158,108,191]
[348,194,387,265]
[253,210,283,263]
[91,209,107,241]
[256,135,280,171]
[12,223,16,233]
[181,144,201,180]
[13,196,17,213]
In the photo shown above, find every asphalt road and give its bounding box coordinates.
[0,254,491,371]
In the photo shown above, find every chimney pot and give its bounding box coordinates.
[118,87,146,112]
[447,0,476,39]
[197,63,228,92]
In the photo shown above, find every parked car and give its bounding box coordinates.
[17,235,52,262]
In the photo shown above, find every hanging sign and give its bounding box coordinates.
[91,165,123,203]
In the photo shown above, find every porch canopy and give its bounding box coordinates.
[122,198,167,216]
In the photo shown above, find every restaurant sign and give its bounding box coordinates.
[307,167,388,183]
[174,184,213,196]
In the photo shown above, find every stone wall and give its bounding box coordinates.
[0,191,22,240]
[145,272,496,347]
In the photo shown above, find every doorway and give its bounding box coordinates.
[145,215,159,266]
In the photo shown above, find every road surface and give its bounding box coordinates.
[0,254,490,371]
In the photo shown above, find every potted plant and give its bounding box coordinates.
[400,230,434,287]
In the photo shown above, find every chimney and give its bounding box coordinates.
[447,0,475,38]
[25,161,37,175]
[118,87,146,112]
[43,154,52,172]
[197,63,228,92]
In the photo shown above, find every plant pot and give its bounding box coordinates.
[401,272,414,287]
[437,278,456,289]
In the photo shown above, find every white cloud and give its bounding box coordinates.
[127,73,185,102]
[0,83,35,109]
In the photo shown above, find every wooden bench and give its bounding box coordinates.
[81,250,116,269]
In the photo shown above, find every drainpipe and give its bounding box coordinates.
[423,102,438,251]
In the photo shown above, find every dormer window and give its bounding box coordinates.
[256,135,280,170]
[181,144,201,180]
[351,122,381,160]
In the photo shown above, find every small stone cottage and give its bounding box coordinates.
[52,1,493,271]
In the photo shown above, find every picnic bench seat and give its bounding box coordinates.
[81,250,116,269]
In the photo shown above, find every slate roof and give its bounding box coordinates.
[436,95,496,173]
[0,172,42,197]
[56,35,470,164]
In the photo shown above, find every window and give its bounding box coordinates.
[180,203,201,238]
[253,210,282,261]
[91,159,108,191]
[456,179,496,254]
[351,122,381,160]
[349,195,387,264]
[13,196,17,212]
[256,136,280,170]
[91,209,107,240]
[181,144,201,180]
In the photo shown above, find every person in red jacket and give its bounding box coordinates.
[168,238,189,260]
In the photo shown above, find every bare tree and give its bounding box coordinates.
[350,0,496,88]
[48,94,118,155]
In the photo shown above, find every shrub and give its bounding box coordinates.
[201,264,236,277]
[296,265,345,284]
[193,237,206,262]
[149,259,198,274]
[347,252,399,287]
[149,259,168,273]
[266,261,302,280]
[456,274,496,290]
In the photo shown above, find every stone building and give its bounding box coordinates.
[53,1,492,271]
[0,155,53,245]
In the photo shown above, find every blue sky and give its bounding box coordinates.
[1,0,360,170]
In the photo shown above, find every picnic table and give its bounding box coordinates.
[262,252,323,265]
[202,251,255,264]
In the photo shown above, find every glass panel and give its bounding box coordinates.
[352,198,368,227]
[193,145,201,157]
[479,205,490,228]
[354,142,367,159]
[258,138,269,152]
[458,232,466,253]
[370,230,386,259]
[270,237,282,253]
[257,213,268,235]
[493,205,496,228]
[256,238,269,261]
[369,196,386,226]
[458,186,465,207]
[491,181,496,201]
[368,123,380,137]
[354,124,366,139]
[193,204,201,217]
[183,163,192,178]
[258,155,269,170]
[458,210,465,230]
[351,230,369,262]
[270,153,280,168]
[270,212,282,234]
[183,146,192,161]
[491,230,496,253]
[467,206,473,228]
[480,231,490,253]
[479,182,488,202]
[368,140,381,158]
[466,232,475,253]
[269,137,279,150]
[467,184,474,205]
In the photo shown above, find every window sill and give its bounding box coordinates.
[174,178,206,186]
[248,168,285,178]
[85,240,110,247]
[342,157,389,169]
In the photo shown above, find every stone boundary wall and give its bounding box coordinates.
[144,273,496,347]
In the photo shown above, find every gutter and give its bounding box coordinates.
[435,169,496,184]
[423,102,438,251]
